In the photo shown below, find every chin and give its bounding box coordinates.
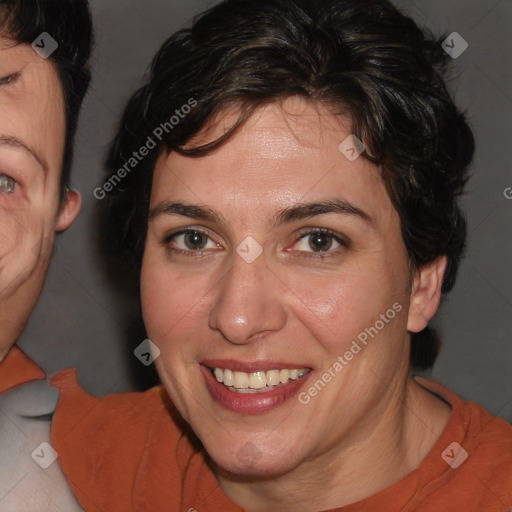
[203,434,304,480]
[213,455,297,480]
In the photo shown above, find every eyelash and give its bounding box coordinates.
[162,227,348,259]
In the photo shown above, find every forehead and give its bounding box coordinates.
[151,98,395,226]
[0,38,66,177]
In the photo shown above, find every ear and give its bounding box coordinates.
[55,189,82,232]
[407,256,448,333]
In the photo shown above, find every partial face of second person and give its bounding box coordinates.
[141,98,445,487]
[0,38,81,358]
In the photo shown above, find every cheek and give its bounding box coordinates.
[0,207,46,299]
[140,251,212,345]
[282,262,404,356]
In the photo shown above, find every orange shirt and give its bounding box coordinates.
[51,370,512,512]
[0,346,45,394]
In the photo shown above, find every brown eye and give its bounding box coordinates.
[184,231,208,250]
[164,229,220,255]
[308,232,333,252]
[0,175,16,195]
[288,228,347,258]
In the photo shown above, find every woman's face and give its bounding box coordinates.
[141,98,414,477]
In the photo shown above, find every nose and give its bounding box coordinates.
[208,253,287,345]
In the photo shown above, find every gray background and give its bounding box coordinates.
[18,0,512,420]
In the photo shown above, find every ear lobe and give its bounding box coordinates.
[55,189,82,232]
[407,256,448,333]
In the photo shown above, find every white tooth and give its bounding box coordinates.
[279,369,290,384]
[221,367,308,390]
[249,371,266,389]
[266,369,280,386]
[289,369,299,380]
[233,371,249,389]
[224,369,233,386]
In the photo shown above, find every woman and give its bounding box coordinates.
[52,0,512,510]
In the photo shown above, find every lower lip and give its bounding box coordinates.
[201,365,311,415]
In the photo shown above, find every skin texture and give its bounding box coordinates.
[141,97,451,511]
[0,38,81,360]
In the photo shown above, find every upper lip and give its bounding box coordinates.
[201,359,312,373]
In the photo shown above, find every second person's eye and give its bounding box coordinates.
[0,175,16,195]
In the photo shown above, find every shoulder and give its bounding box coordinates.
[413,378,512,510]
[464,399,512,481]
[50,369,190,512]
[416,377,512,453]
[0,379,82,511]
[439,382,512,466]
[436,380,512,509]
[51,367,184,451]
[443,401,512,511]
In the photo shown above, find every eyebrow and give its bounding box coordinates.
[272,199,373,227]
[149,202,222,223]
[0,134,47,173]
[148,198,373,227]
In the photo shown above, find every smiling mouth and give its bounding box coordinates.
[210,367,311,393]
